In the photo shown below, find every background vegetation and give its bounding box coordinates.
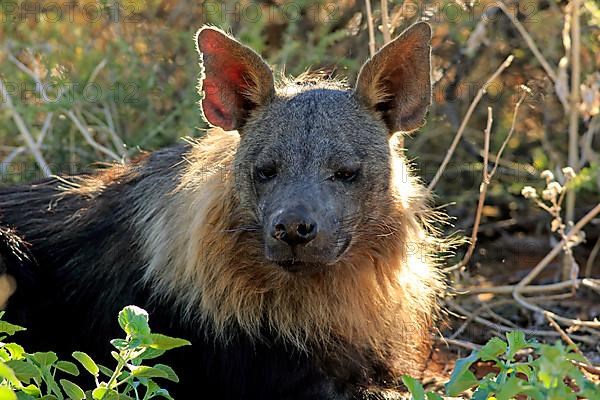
[1,0,599,397]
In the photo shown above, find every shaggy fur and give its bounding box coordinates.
[0,23,448,399]
[140,130,444,371]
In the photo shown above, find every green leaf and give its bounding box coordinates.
[55,361,79,376]
[0,387,17,400]
[3,344,25,360]
[59,379,85,400]
[128,365,168,379]
[152,364,179,383]
[41,370,63,400]
[425,394,442,400]
[0,349,10,362]
[109,339,128,351]
[445,351,480,396]
[496,376,526,400]
[139,348,165,360]
[147,334,191,351]
[31,352,58,367]
[150,389,173,400]
[0,321,26,336]
[118,306,150,337]
[5,360,41,381]
[514,363,534,379]
[92,387,119,400]
[472,383,493,400]
[401,375,425,400]
[20,385,40,397]
[479,337,507,361]
[580,382,600,400]
[506,331,529,360]
[72,352,99,377]
[97,364,114,378]
[0,361,22,387]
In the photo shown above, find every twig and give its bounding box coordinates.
[546,314,589,362]
[571,360,600,376]
[102,104,127,159]
[0,78,52,177]
[428,55,514,191]
[82,108,128,160]
[37,112,53,146]
[445,108,493,272]
[1,147,26,176]
[489,89,529,178]
[364,0,376,57]
[87,58,107,86]
[445,91,529,273]
[495,2,557,82]
[565,0,582,251]
[460,278,600,295]
[65,110,121,161]
[380,0,391,44]
[515,203,600,288]
[436,336,481,351]
[446,299,597,345]
[7,51,67,102]
[513,291,600,328]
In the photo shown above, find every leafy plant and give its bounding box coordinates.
[0,306,190,400]
[403,331,600,400]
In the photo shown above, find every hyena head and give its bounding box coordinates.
[196,23,431,272]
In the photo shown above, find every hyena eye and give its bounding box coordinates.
[331,168,360,183]
[255,163,277,182]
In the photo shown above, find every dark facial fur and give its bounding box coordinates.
[234,88,393,270]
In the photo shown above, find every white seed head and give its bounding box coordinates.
[541,170,554,182]
[542,189,554,201]
[562,167,576,179]
[521,186,537,199]
[547,181,563,195]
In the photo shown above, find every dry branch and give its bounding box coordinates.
[446,299,597,345]
[0,78,52,177]
[445,108,493,273]
[380,0,391,44]
[565,0,582,251]
[66,110,121,162]
[509,202,600,329]
[460,278,600,296]
[428,55,514,191]
[495,2,557,82]
[515,203,600,288]
[445,90,528,273]
[364,0,376,57]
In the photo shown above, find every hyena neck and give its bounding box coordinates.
[138,129,443,378]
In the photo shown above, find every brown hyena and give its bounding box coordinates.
[0,23,446,399]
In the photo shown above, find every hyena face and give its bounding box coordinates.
[196,23,432,271]
[237,91,391,269]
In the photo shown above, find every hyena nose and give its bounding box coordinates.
[271,210,318,246]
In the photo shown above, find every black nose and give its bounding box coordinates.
[271,210,318,246]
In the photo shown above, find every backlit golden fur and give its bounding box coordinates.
[137,128,445,377]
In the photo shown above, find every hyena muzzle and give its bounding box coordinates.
[0,22,445,399]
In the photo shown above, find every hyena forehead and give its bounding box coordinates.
[242,87,390,162]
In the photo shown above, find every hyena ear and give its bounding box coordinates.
[354,22,432,134]
[196,27,275,131]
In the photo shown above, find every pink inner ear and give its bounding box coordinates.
[199,30,251,131]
